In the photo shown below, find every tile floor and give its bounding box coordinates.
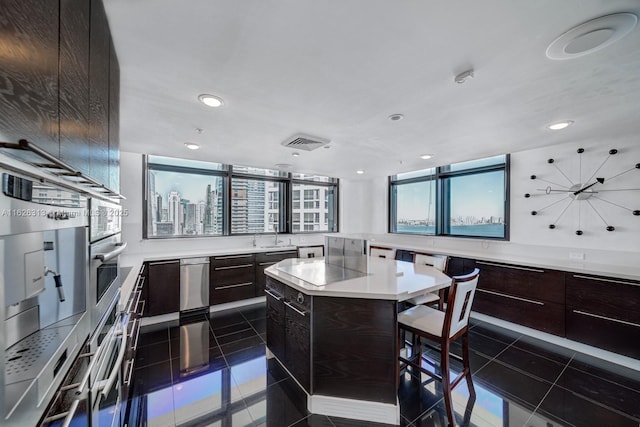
[126,302,640,426]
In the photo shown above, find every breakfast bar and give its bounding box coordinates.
[264,257,451,425]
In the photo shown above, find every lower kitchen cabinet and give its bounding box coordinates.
[210,254,256,305]
[265,277,311,392]
[565,273,640,359]
[255,250,298,297]
[145,260,180,316]
[471,260,566,336]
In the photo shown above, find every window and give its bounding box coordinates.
[146,156,226,238]
[390,155,508,239]
[145,156,339,238]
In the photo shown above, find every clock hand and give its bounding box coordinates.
[573,177,605,196]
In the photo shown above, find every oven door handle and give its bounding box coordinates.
[95,241,128,262]
[97,316,129,399]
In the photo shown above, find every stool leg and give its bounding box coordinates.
[462,331,476,398]
[441,339,455,426]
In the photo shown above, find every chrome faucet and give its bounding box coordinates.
[252,233,257,247]
[273,224,282,246]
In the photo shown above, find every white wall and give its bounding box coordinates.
[122,137,639,267]
[342,138,640,268]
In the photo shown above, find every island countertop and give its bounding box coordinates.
[264,257,451,301]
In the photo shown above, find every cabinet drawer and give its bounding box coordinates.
[256,250,297,263]
[566,308,640,359]
[211,263,255,285]
[566,274,640,323]
[472,288,565,336]
[210,253,255,267]
[210,281,255,305]
[285,285,312,314]
[265,276,285,296]
[475,261,565,304]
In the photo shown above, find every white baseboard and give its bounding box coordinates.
[308,394,399,425]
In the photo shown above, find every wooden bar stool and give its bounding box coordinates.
[369,245,396,259]
[407,253,449,310]
[398,268,480,427]
[296,244,324,258]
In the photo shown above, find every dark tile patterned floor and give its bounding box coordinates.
[126,303,640,426]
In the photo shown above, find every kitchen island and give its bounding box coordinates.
[264,257,451,425]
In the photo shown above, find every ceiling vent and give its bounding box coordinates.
[281,134,330,151]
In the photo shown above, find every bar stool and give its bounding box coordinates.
[369,245,396,259]
[407,253,449,310]
[398,268,480,427]
[296,244,324,258]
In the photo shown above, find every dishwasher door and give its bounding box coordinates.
[180,258,210,312]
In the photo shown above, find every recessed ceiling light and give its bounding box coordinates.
[547,120,574,130]
[184,142,200,150]
[420,154,433,160]
[356,170,365,175]
[198,94,224,107]
[546,13,637,60]
[388,114,404,121]
[292,152,300,157]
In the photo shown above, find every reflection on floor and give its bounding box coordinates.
[127,302,640,426]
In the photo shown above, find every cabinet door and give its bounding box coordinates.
[565,273,640,359]
[0,0,59,154]
[58,0,90,175]
[265,280,285,363]
[88,0,110,187]
[210,254,256,304]
[255,250,297,296]
[108,37,120,192]
[284,286,311,392]
[146,260,180,316]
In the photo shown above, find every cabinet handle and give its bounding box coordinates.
[214,263,254,271]
[476,261,544,273]
[259,261,279,266]
[572,310,640,328]
[214,254,253,260]
[265,289,282,301]
[284,301,307,317]
[215,282,253,290]
[477,289,545,305]
[265,251,297,256]
[123,359,135,386]
[148,260,179,266]
[136,275,146,291]
[572,274,640,287]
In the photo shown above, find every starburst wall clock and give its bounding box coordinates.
[525,148,640,235]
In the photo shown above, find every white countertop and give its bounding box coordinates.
[264,257,452,301]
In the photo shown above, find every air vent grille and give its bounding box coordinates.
[281,134,330,151]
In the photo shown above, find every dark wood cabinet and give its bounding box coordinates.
[255,250,297,297]
[284,285,311,392]
[0,0,59,154]
[265,277,286,363]
[565,273,640,359]
[108,37,120,192]
[210,254,256,304]
[146,260,180,316]
[58,0,90,175]
[88,0,110,187]
[471,260,565,336]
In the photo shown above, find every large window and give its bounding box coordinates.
[390,155,509,239]
[145,156,339,238]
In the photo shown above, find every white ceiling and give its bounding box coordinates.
[104,0,640,179]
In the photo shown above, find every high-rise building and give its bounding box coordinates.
[168,191,181,235]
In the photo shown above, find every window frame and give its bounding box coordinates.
[389,155,510,240]
[143,155,339,239]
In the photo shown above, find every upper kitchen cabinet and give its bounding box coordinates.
[0,0,60,155]
[88,0,111,188]
[59,0,91,175]
[108,37,120,192]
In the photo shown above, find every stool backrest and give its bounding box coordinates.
[297,245,324,258]
[413,253,448,272]
[369,246,396,259]
[444,268,480,338]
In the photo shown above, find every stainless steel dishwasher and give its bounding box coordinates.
[180,257,210,312]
